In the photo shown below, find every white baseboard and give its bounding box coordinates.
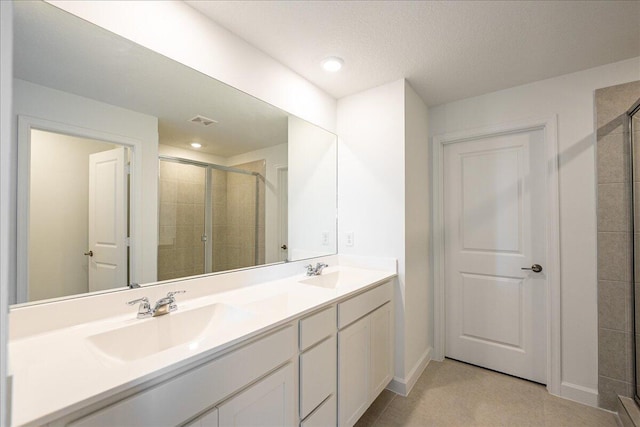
[558,381,599,407]
[387,346,432,396]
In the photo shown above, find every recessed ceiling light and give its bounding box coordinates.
[322,57,343,72]
[190,142,202,149]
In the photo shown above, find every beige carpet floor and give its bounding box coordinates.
[355,358,617,427]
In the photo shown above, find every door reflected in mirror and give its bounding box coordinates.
[27,129,131,302]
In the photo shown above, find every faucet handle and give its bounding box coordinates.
[126,297,152,319]
[126,296,149,306]
[315,262,328,275]
[167,290,186,299]
[165,291,186,313]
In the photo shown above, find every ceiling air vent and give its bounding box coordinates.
[188,115,218,127]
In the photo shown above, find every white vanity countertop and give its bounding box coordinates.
[9,264,396,426]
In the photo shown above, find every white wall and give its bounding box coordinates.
[288,116,337,260]
[337,79,409,384]
[404,82,432,381]
[29,131,116,301]
[13,79,159,301]
[47,0,337,133]
[429,56,640,404]
[0,2,12,425]
[337,79,431,393]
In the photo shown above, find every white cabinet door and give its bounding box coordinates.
[338,301,394,427]
[338,316,370,427]
[370,302,393,400]
[218,363,296,427]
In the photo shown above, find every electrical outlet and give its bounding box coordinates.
[346,232,354,247]
[321,231,329,245]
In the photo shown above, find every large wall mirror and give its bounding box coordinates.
[13,1,337,305]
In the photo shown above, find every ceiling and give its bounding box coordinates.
[187,0,640,107]
[14,1,289,158]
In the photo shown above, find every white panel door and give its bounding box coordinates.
[444,130,547,383]
[88,147,127,292]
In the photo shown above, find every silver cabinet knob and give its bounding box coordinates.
[521,264,543,273]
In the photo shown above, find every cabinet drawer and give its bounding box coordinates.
[299,335,336,419]
[300,395,336,427]
[299,305,336,351]
[218,363,296,427]
[69,326,295,427]
[338,281,392,329]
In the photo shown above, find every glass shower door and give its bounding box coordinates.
[210,168,262,272]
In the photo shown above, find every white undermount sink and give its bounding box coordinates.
[87,303,252,362]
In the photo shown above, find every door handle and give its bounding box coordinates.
[521,264,542,273]
[84,250,94,257]
[281,244,287,250]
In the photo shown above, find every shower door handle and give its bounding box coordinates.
[521,264,543,273]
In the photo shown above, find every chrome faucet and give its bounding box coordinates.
[152,291,186,316]
[127,290,186,319]
[305,262,328,276]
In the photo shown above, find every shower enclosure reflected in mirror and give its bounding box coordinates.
[157,156,267,281]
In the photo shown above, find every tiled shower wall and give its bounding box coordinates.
[158,161,206,281]
[596,80,640,410]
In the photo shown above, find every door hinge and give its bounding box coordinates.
[126,237,131,247]
[126,164,131,175]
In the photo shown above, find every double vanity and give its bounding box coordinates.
[8,3,392,427]
[9,257,396,426]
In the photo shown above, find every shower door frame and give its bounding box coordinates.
[158,155,261,274]
[627,98,640,407]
